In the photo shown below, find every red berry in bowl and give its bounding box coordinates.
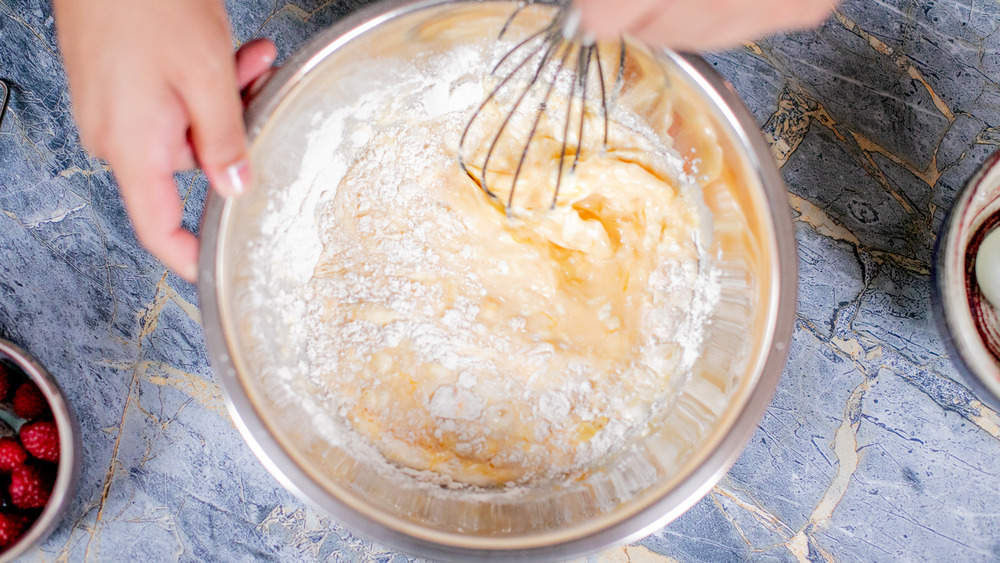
[19,422,58,463]
[0,510,28,547]
[0,365,10,402]
[12,383,48,420]
[0,440,26,473]
[9,463,52,509]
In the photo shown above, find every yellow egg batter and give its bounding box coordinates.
[305,46,714,487]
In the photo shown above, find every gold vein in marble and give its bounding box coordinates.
[762,85,934,275]
[83,273,206,561]
[834,11,955,122]
[140,361,226,418]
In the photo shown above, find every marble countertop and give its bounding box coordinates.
[1,0,998,560]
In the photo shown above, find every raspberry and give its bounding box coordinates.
[19,422,59,463]
[9,463,52,509]
[0,365,10,402]
[0,510,28,547]
[12,383,48,420]
[0,440,26,473]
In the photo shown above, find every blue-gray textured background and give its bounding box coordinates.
[1,0,997,560]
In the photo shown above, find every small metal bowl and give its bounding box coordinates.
[934,152,1000,408]
[0,339,81,562]
[199,1,797,559]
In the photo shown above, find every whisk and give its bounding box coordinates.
[457,2,624,211]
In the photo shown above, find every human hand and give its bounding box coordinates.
[53,0,277,281]
[576,0,839,51]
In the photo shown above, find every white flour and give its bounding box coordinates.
[248,43,722,489]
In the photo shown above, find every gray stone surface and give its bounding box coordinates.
[1,0,998,560]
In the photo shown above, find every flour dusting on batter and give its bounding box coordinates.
[253,44,721,488]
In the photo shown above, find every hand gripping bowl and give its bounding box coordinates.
[198,1,797,559]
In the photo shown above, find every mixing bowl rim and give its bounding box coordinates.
[198,0,798,559]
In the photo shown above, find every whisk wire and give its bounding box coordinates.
[571,44,592,177]
[481,29,563,201]
[554,49,578,209]
[509,40,575,209]
[497,3,525,41]
[595,44,609,146]
[491,25,550,76]
[458,28,552,191]
[616,38,627,94]
[460,3,614,211]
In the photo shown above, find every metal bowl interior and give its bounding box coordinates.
[0,339,82,563]
[199,1,797,559]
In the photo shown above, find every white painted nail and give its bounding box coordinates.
[225,159,251,196]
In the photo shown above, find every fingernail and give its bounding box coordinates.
[224,159,251,196]
[185,263,199,282]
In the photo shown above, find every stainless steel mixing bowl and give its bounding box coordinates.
[198,1,797,559]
